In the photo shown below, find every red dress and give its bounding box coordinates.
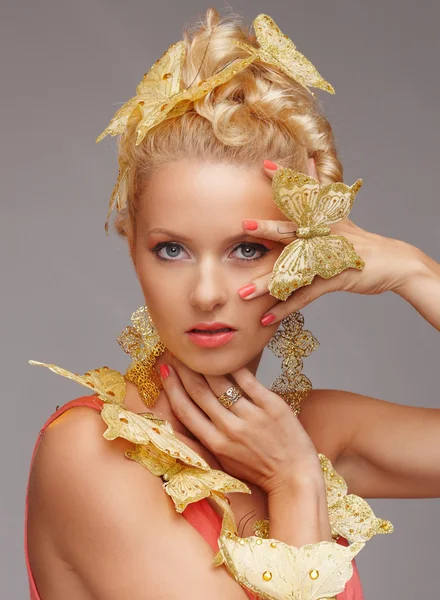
[25,396,365,599]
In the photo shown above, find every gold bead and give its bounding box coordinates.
[239,539,246,545]
[270,542,277,548]
[256,538,263,545]
[262,571,272,581]
[309,569,319,580]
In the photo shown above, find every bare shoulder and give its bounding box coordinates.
[298,388,362,462]
[29,405,250,599]
[29,404,163,530]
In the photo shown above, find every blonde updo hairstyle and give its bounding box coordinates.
[113,8,343,252]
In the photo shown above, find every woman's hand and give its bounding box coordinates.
[239,159,430,326]
[158,355,323,495]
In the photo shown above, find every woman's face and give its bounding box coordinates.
[133,160,288,376]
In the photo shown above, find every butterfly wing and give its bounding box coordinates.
[314,179,363,226]
[126,442,176,477]
[272,168,363,229]
[268,238,313,300]
[166,467,251,512]
[96,41,185,143]
[318,455,394,543]
[28,361,126,404]
[135,40,185,99]
[101,404,210,470]
[104,159,129,234]
[269,235,365,300]
[217,533,364,600]
[134,55,255,145]
[330,494,394,543]
[236,14,334,95]
[272,169,321,226]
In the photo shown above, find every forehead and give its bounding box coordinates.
[137,160,286,228]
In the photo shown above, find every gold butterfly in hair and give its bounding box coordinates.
[96,41,255,232]
[268,168,365,301]
[235,13,335,96]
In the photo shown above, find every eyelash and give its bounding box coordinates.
[150,241,271,263]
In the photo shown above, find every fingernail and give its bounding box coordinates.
[261,313,276,326]
[159,364,170,379]
[263,160,278,171]
[243,220,258,231]
[238,283,256,299]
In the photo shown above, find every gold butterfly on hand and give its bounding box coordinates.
[268,168,365,301]
[235,13,334,96]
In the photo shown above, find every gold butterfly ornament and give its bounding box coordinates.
[28,361,250,513]
[235,13,335,96]
[268,169,365,301]
[96,40,255,233]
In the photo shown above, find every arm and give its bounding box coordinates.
[310,389,440,499]
[268,472,333,545]
[394,245,440,331]
[35,407,250,600]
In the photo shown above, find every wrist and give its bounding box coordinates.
[392,242,435,297]
[266,465,326,498]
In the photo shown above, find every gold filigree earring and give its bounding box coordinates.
[266,311,319,416]
[117,305,166,408]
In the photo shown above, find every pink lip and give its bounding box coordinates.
[187,322,235,331]
[186,330,236,348]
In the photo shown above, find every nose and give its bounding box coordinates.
[189,257,228,312]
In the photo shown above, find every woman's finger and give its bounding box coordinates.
[238,272,271,300]
[204,374,257,419]
[260,274,343,325]
[168,357,240,429]
[262,157,317,180]
[242,218,298,244]
[230,367,282,411]
[159,363,221,447]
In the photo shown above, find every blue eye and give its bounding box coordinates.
[151,242,187,261]
[232,243,270,261]
[150,241,270,263]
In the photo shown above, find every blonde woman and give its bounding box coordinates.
[25,8,439,600]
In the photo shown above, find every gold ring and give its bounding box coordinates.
[216,384,244,409]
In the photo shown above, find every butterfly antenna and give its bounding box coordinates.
[188,24,215,88]
[238,510,257,536]
[277,225,297,238]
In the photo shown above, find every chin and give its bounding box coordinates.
[176,350,252,377]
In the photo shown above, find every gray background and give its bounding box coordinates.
[1,0,439,598]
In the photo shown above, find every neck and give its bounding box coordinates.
[123,350,264,441]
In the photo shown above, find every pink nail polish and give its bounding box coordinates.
[238,283,256,299]
[243,220,258,231]
[261,313,276,326]
[263,160,278,171]
[159,364,170,379]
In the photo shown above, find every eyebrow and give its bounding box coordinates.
[145,227,261,245]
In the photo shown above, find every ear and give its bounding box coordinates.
[306,157,318,179]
